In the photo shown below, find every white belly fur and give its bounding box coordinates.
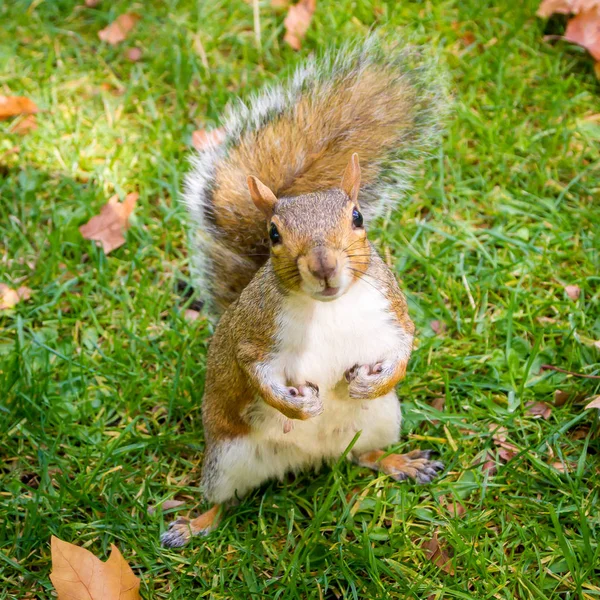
[204,279,414,503]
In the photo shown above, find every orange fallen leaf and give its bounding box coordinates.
[421,531,454,575]
[192,128,225,151]
[50,536,140,600]
[585,395,600,409]
[526,401,553,419]
[79,192,138,254]
[0,284,32,310]
[564,9,600,60]
[272,0,291,7]
[564,284,581,300]
[85,0,102,6]
[283,0,316,51]
[0,95,38,120]
[98,13,140,46]
[10,114,37,135]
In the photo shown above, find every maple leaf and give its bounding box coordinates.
[0,95,38,120]
[98,13,140,46]
[79,192,138,254]
[192,128,225,151]
[0,284,32,310]
[283,0,316,51]
[564,8,600,60]
[50,536,140,600]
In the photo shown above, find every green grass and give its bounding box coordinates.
[1,0,600,598]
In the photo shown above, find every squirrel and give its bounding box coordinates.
[161,35,446,548]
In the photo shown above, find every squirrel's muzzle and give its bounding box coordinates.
[305,246,339,284]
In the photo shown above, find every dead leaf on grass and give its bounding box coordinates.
[564,284,581,300]
[283,0,316,50]
[550,460,576,473]
[272,0,291,7]
[430,397,445,411]
[554,389,570,406]
[537,0,600,17]
[0,95,38,120]
[585,395,600,409]
[50,536,140,600]
[184,309,201,322]
[526,401,553,419]
[79,192,138,254]
[192,128,225,151]
[148,499,185,515]
[430,320,447,335]
[85,0,102,6]
[10,114,37,134]
[564,9,600,60]
[125,47,142,62]
[421,531,454,575]
[98,13,140,46]
[0,284,32,310]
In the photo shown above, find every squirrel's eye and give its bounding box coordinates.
[269,223,281,245]
[352,207,364,229]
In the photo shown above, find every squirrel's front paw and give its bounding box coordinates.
[345,363,385,400]
[287,382,323,419]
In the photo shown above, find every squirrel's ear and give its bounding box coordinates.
[341,152,361,204]
[247,176,278,217]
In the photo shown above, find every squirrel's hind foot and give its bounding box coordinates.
[357,449,444,484]
[160,504,222,548]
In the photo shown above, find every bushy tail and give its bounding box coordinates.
[183,34,446,317]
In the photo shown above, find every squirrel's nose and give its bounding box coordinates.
[307,248,338,282]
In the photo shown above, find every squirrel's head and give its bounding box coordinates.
[248,153,370,302]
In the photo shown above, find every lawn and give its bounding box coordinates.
[1,0,599,598]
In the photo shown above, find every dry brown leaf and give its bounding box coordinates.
[585,395,600,409]
[98,13,140,46]
[125,47,142,62]
[430,320,447,335]
[85,0,102,6]
[564,284,581,300]
[79,193,138,254]
[569,425,590,440]
[192,128,225,151]
[283,0,316,51]
[183,309,200,322]
[0,95,38,120]
[554,389,570,406]
[526,401,553,419]
[421,531,454,575]
[551,460,576,473]
[430,397,445,411]
[0,284,32,310]
[537,0,600,17]
[564,9,600,60]
[50,536,140,600]
[148,499,185,515]
[10,114,37,135]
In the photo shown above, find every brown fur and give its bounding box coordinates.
[205,69,420,313]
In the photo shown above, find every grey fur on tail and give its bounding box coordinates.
[183,34,447,317]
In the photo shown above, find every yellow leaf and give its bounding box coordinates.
[50,536,140,600]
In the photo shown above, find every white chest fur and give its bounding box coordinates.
[246,279,413,457]
[275,278,411,391]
